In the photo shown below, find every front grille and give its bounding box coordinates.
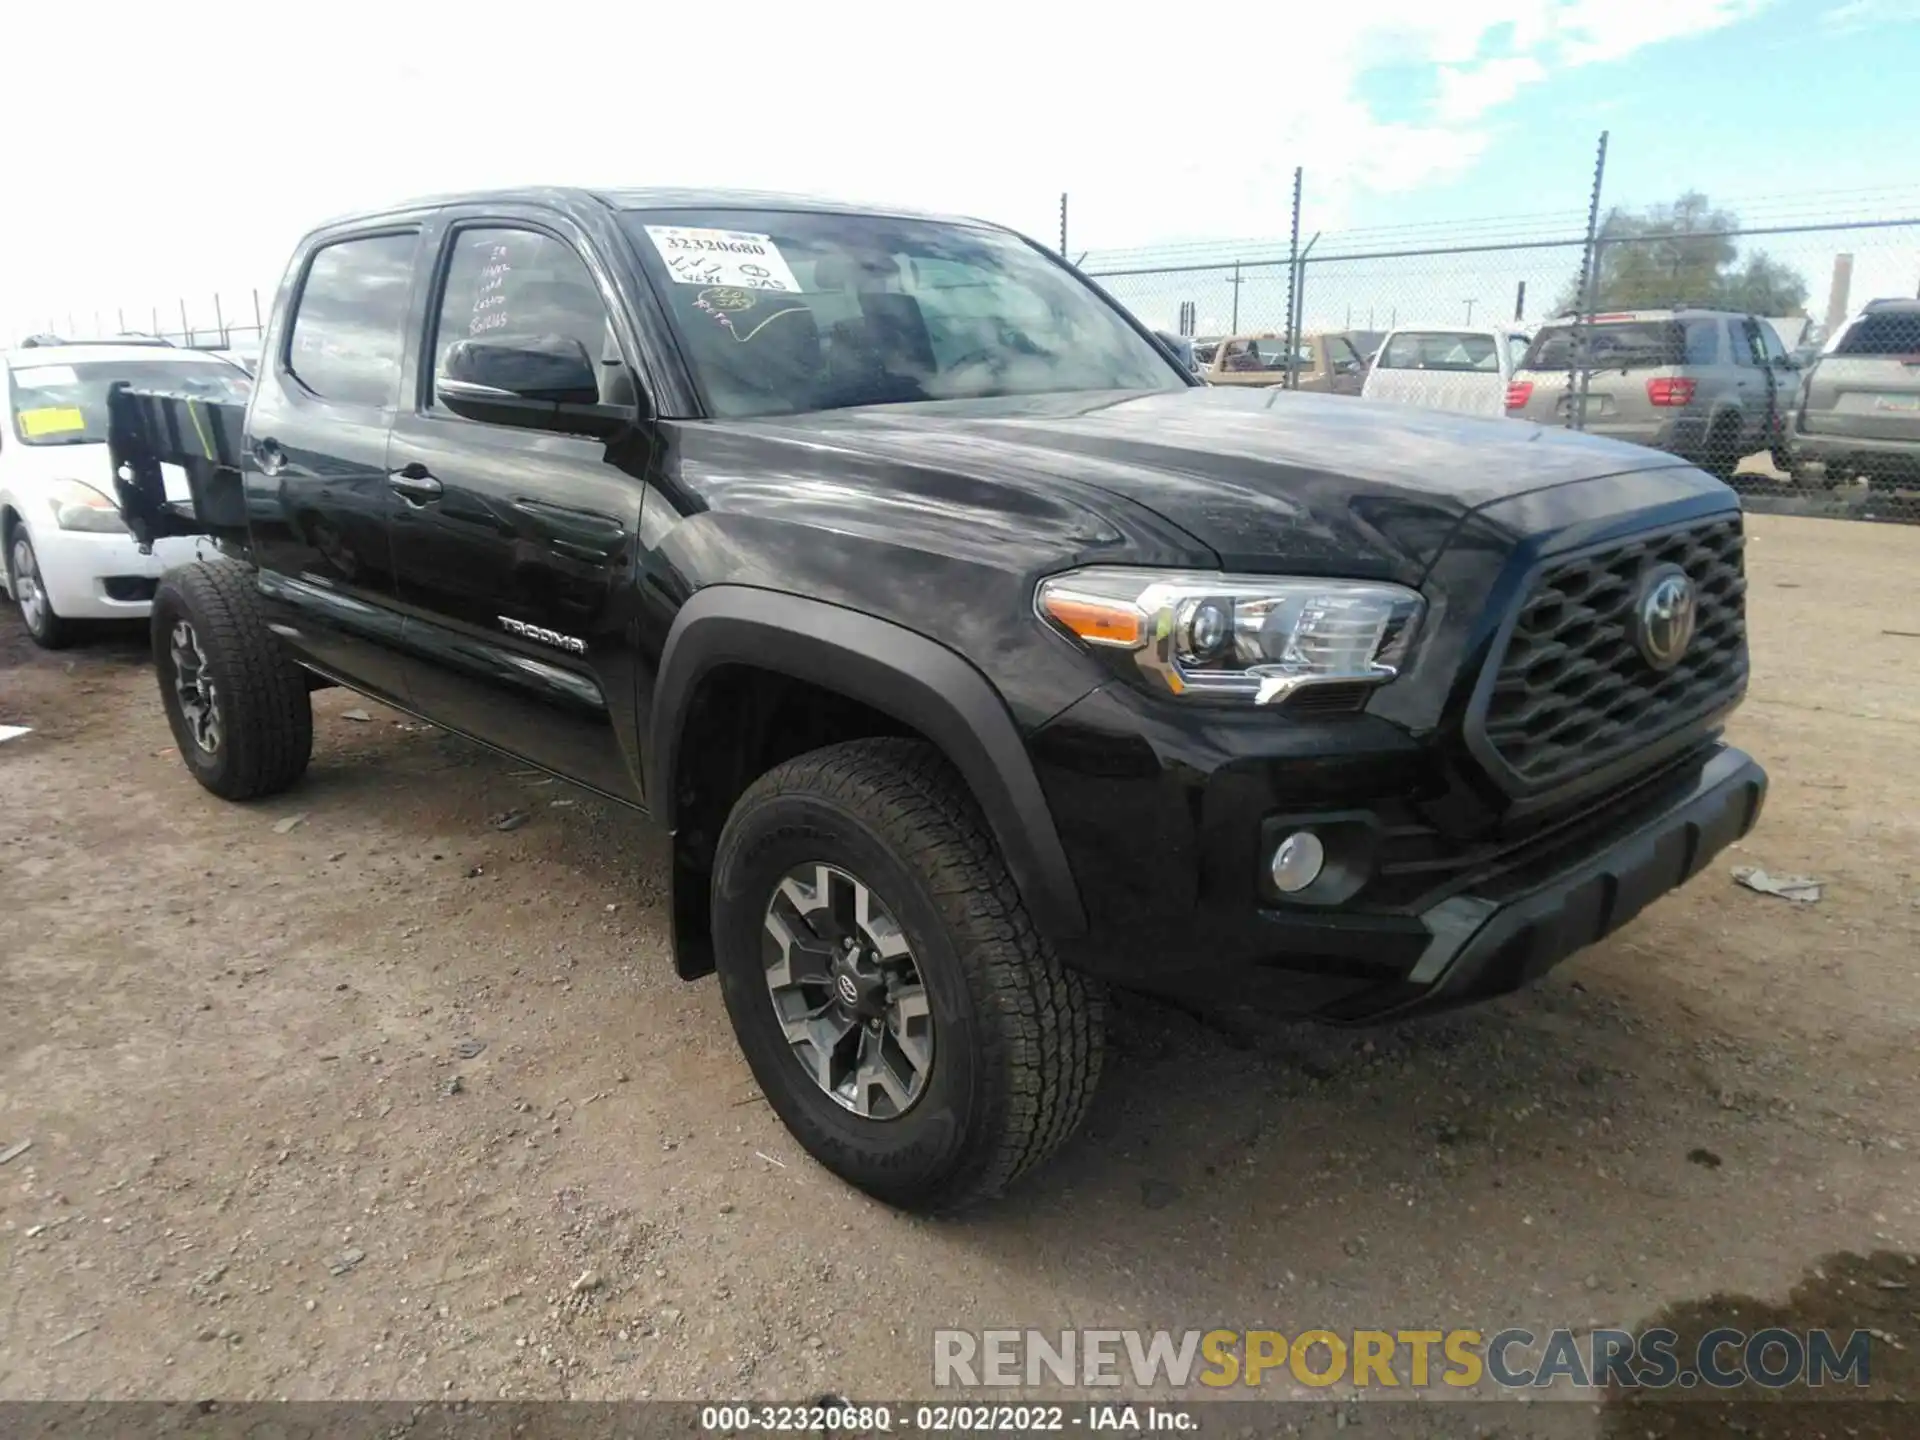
[1478,515,1746,789]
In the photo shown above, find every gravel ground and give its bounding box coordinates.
[1,512,1916,1434]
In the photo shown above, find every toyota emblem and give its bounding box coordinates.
[836,973,861,1007]
[1634,564,1697,671]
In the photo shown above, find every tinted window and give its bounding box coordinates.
[1378,331,1500,372]
[1683,320,1721,365]
[1834,311,1920,356]
[430,228,617,407]
[287,233,417,407]
[8,358,251,447]
[1523,320,1684,371]
[622,208,1182,419]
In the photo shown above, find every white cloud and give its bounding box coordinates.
[0,0,1772,340]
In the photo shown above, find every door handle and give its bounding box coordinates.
[255,438,287,477]
[388,464,443,505]
[508,498,627,561]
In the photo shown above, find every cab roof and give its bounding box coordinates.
[314,185,990,233]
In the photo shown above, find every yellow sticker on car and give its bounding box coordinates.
[18,406,87,437]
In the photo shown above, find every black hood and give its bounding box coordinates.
[724,386,1718,578]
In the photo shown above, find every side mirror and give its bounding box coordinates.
[439,333,635,438]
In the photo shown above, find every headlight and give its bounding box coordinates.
[48,479,128,534]
[1037,567,1423,705]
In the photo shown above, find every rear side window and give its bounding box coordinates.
[287,232,418,407]
[1378,331,1499,372]
[1523,320,1684,371]
[1834,312,1920,357]
[1683,321,1721,365]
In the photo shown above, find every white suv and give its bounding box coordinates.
[2,342,251,648]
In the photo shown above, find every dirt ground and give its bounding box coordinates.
[2,514,1917,1430]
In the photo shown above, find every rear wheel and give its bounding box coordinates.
[710,737,1105,1212]
[7,529,74,650]
[153,560,313,800]
[1702,415,1744,481]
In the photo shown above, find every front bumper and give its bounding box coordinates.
[1033,680,1766,1021]
[13,525,207,619]
[1316,744,1766,1021]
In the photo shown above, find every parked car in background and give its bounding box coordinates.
[1201,331,1367,394]
[1787,298,1920,490]
[2,343,248,647]
[1360,324,1531,417]
[1505,309,1797,478]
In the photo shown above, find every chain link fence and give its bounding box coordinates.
[1082,153,1920,526]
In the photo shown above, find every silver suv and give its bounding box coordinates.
[1788,299,1920,491]
[1505,308,1797,477]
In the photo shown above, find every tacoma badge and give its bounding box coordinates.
[498,616,587,654]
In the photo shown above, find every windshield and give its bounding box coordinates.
[622,209,1186,418]
[8,358,252,446]
[1523,320,1684,372]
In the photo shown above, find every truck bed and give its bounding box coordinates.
[106,383,250,548]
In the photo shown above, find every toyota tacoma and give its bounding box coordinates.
[108,187,1767,1212]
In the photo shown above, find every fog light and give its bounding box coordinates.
[1269,831,1325,894]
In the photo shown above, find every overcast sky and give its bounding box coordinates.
[3,0,1915,342]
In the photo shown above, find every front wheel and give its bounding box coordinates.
[7,529,74,650]
[152,560,313,800]
[711,738,1105,1212]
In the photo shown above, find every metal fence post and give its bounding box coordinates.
[1230,261,1242,334]
[1059,193,1068,257]
[1283,168,1303,388]
[1569,131,1611,431]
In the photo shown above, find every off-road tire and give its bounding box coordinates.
[152,560,313,800]
[711,737,1105,1212]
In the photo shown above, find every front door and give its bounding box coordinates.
[244,229,422,702]
[386,218,650,804]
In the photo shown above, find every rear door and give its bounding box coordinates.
[1801,309,1920,443]
[245,228,422,701]
[385,210,652,804]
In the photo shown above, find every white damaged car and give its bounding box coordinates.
[2,343,250,648]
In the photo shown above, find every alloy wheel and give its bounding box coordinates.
[170,620,222,754]
[762,862,934,1120]
[11,537,46,635]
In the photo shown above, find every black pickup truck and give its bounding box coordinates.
[109,186,1767,1211]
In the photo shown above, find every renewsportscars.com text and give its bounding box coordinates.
[933,1326,1874,1392]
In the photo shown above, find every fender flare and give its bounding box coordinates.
[647,585,1089,939]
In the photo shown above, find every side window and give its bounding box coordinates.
[1755,321,1789,364]
[1684,320,1720,365]
[1506,335,1530,373]
[1220,339,1260,372]
[1379,334,1419,369]
[287,233,418,407]
[1731,320,1762,367]
[430,228,618,407]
